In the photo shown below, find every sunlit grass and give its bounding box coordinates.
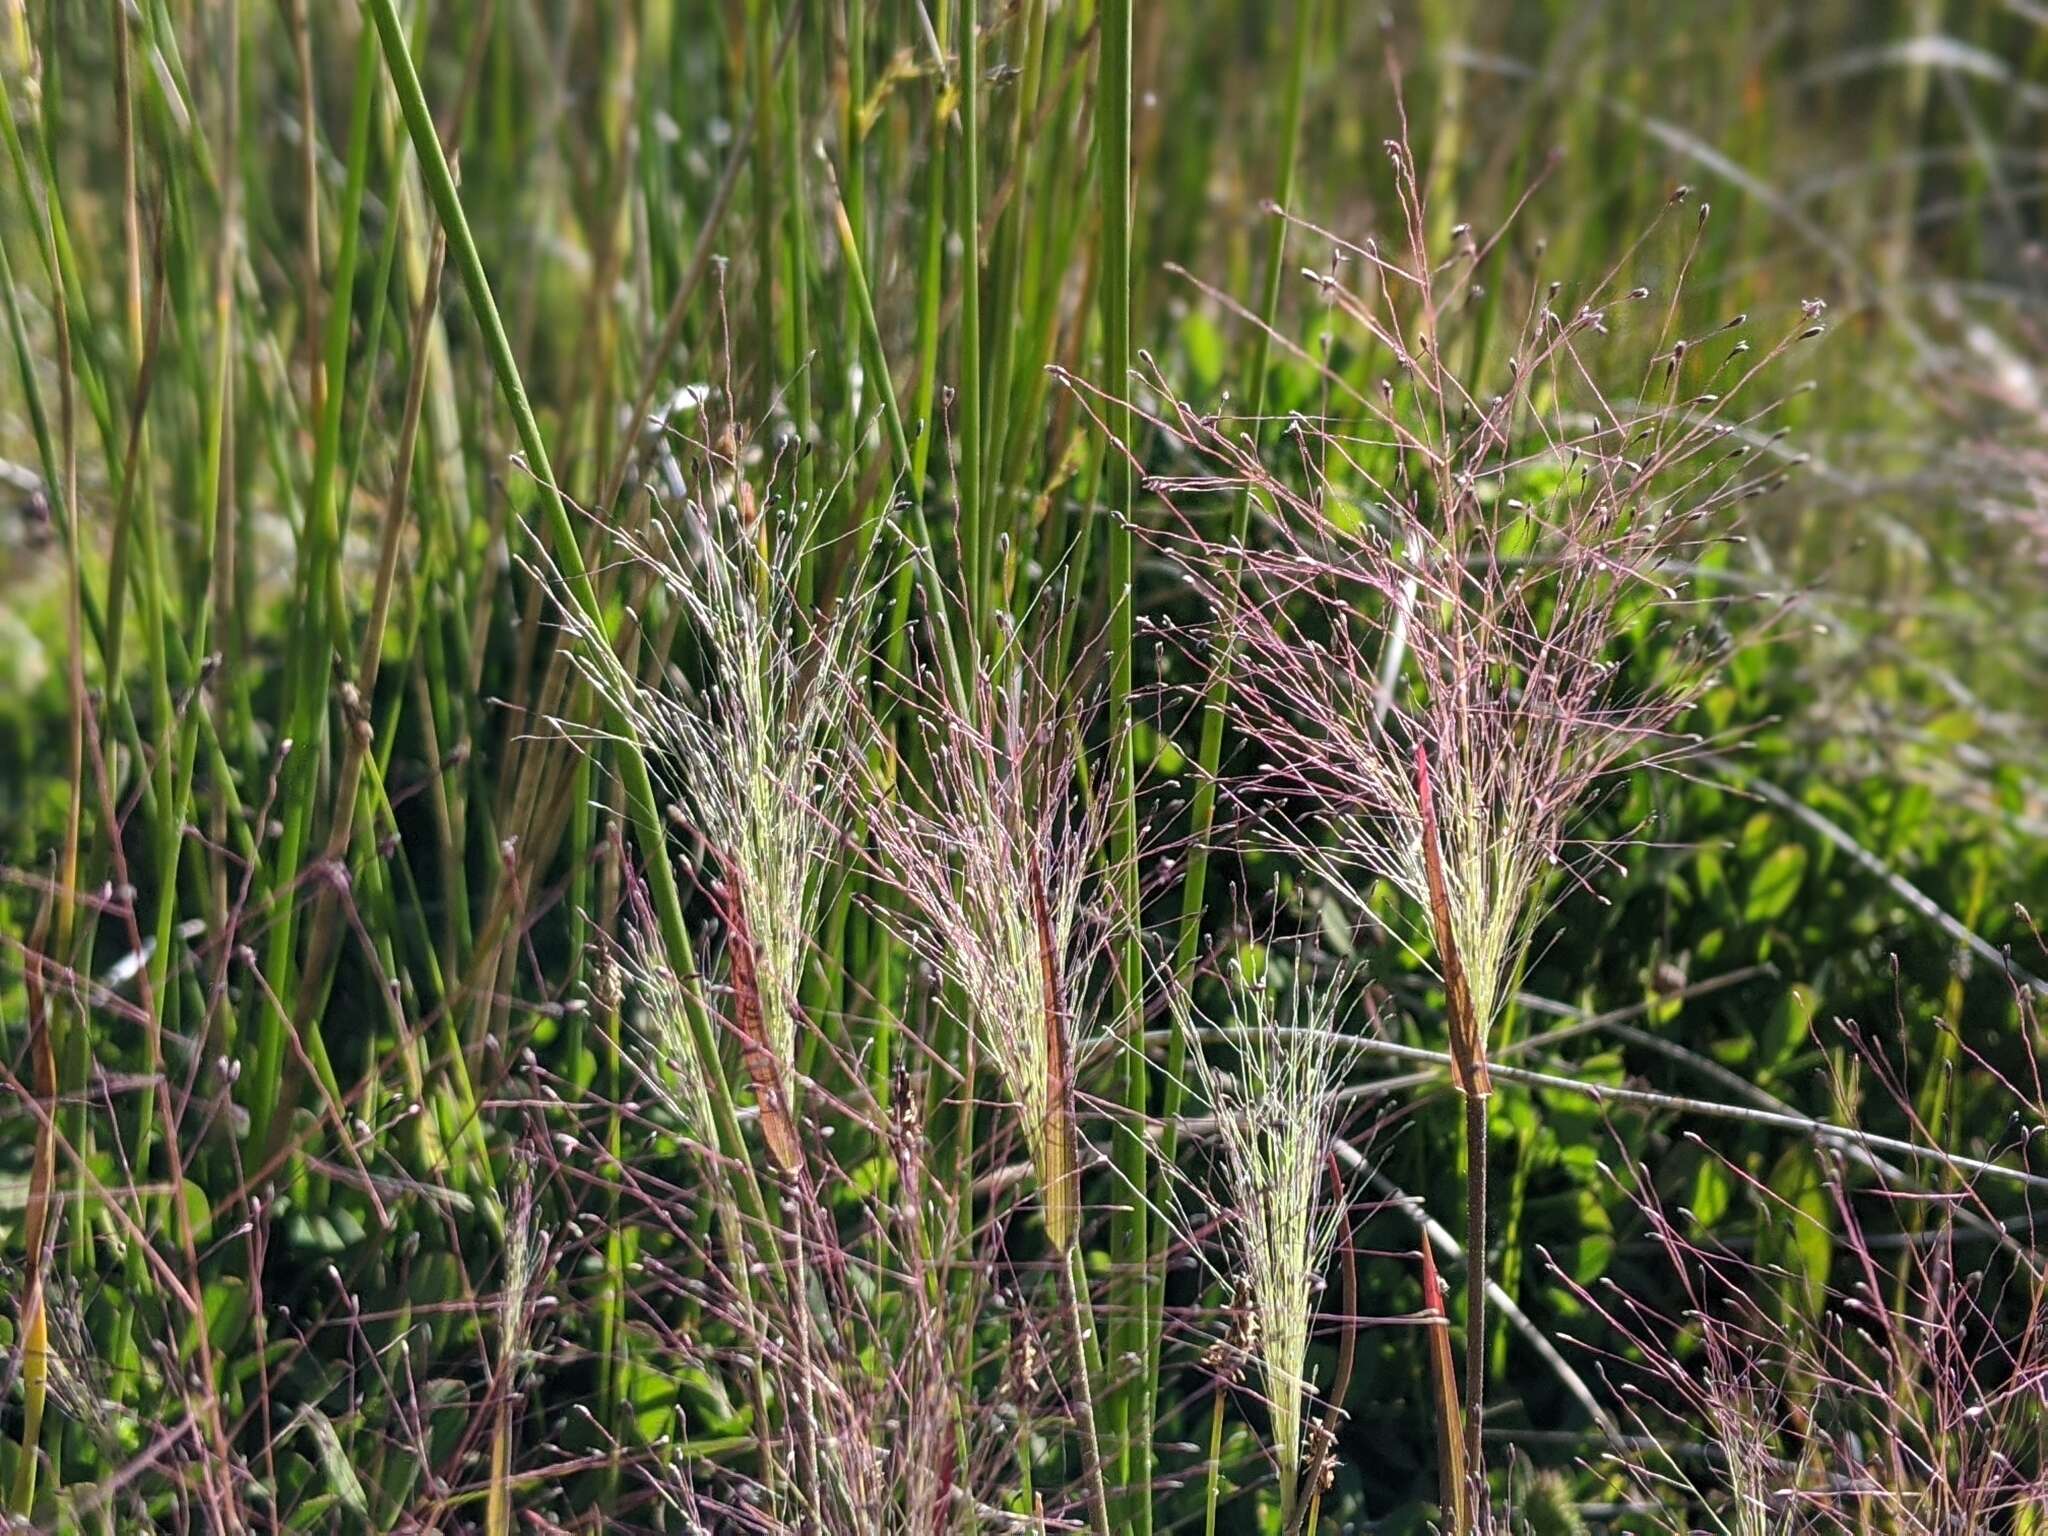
[0,2,2044,1532]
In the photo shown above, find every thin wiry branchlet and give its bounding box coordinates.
[39,1280,121,1456]
[543,416,876,1170]
[1559,1110,2048,1536]
[865,665,1107,1252]
[769,1241,971,1536]
[1190,971,1355,1515]
[639,1078,1007,1536]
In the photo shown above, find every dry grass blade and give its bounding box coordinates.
[1416,742,1489,1101]
[10,892,57,1517]
[716,860,804,1174]
[1029,850,1080,1251]
[1419,1238,1469,1536]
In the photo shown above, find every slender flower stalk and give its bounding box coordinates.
[1188,969,1356,1526]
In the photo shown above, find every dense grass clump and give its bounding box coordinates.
[2,2,2045,1531]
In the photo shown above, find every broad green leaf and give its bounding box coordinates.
[180,1180,215,1246]
[1759,983,1816,1074]
[1180,307,1224,387]
[624,1361,681,1446]
[1688,1156,1732,1232]
[293,1406,369,1520]
[1744,843,1808,922]
[1766,1146,1834,1317]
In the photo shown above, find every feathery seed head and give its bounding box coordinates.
[1190,968,1356,1507]
[500,1153,548,1372]
[1146,145,1805,1077]
[866,663,1108,1251]
[543,412,879,1167]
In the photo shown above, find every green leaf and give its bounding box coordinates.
[181,1180,215,1246]
[1563,1191,1615,1283]
[673,1364,749,1438]
[847,1153,898,1199]
[292,1406,369,1521]
[1688,1156,1732,1233]
[1743,843,1808,923]
[1759,983,1816,1074]
[188,1278,250,1365]
[287,1494,340,1531]
[623,1361,681,1445]
[1766,1146,1834,1317]
[1736,811,1778,861]
[1180,307,1224,388]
